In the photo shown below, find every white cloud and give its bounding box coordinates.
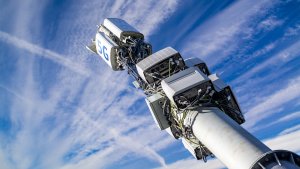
[2,62,170,168]
[110,0,179,36]
[244,75,300,129]
[0,1,181,169]
[257,16,284,31]
[109,128,168,167]
[264,129,300,153]
[251,111,300,132]
[0,84,30,104]
[0,31,91,76]
[227,38,300,115]
[0,148,12,169]
[181,0,279,66]
[279,125,300,135]
[155,158,225,169]
[284,24,300,37]
[275,111,300,123]
[234,39,300,85]
[58,146,123,169]
[250,42,277,58]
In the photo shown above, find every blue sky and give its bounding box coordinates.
[0,0,300,169]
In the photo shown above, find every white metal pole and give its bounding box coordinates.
[191,107,271,169]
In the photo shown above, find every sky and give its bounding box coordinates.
[0,0,300,169]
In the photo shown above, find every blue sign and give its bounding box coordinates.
[97,39,109,61]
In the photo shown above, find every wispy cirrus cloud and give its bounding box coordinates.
[257,15,284,31]
[0,0,180,169]
[110,0,179,36]
[0,31,91,76]
[265,129,300,153]
[251,110,300,132]
[284,23,300,37]
[0,149,12,169]
[230,38,300,110]
[1,57,171,169]
[243,75,300,129]
[181,0,279,66]
[279,125,300,136]
[233,39,300,87]
[156,157,225,169]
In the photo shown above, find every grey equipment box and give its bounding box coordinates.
[103,18,144,40]
[208,74,228,92]
[184,57,210,75]
[161,67,210,104]
[136,47,184,84]
[208,74,245,124]
[94,32,121,71]
[145,93,170,130]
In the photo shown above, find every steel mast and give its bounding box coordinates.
[86,18,300,169]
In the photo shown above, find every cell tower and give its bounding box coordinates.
[86,18,300,169]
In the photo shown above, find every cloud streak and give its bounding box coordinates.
[0,31,91,76]
[181,0,278,66]
[265,129,300,153]
[234,39,300,86]
[110,0,179,36]
[0,0,181,169]
[244,75,300,129]
[251,110,300,132]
